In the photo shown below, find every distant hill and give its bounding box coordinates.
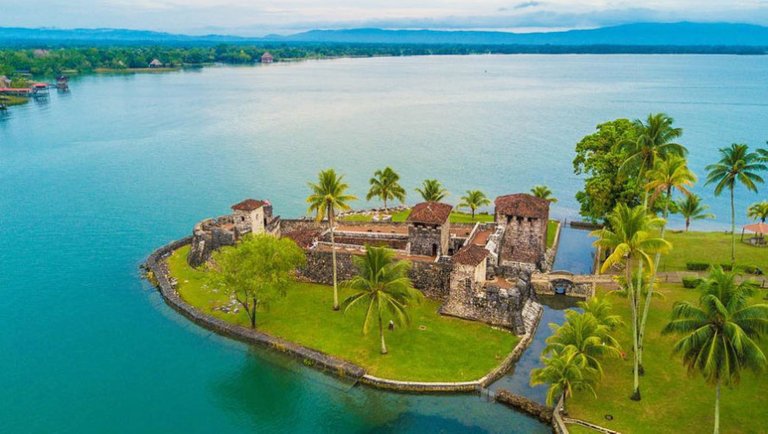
[1,22,767,48]
[277,23,768,46]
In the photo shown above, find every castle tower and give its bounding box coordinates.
[406,202,452,257]
[231,199,268,235]
[494,194,549,266]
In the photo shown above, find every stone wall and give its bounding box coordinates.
[408,221,450,256]
[187,215,237,267]
[498,216,547,265]
[280,218,327,233]
[410,260,452,301]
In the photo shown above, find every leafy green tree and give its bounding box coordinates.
[208,235,306,329]
[531,185,557,203]
[705,144,766,265]
[415,179,448,202]
[577,295,624,331]
[366,167,406,210]
[342,246,423,354]
[544,311,622,378]
[530,346,598,407]
[674,194,714,232]
[592,203,670,400]
[662,267,768,434]
[458,190,491,219]
[747,201,768,223]
[573,119,643,222]
[307,169,357,310]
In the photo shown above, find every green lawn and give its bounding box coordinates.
[0,96,29,107]
[167,245,518,382]
[547,220,560,249]
[567,283,768,433]
[659,231,768,272]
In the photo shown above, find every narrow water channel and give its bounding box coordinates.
[490,226,596,402]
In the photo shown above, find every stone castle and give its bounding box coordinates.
[187,194,553,335]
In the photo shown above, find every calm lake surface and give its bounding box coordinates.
[2,55,767,432]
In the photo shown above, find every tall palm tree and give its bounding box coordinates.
[307,169,357,310]
[366,167,406,210]
[415,179,448,202]
[638,155,696,368]
[705,144,766,265]
[674,194,714,232]
[342,246,423,354]
[531,185,557,203]
[544,311,622,378]
[662,267,768,434]
[577,295,624,331]
[530,346,598,407]
[747,201,768,223]
[592,203,670,400]
[621,113,687,195]
[458,190,491,219]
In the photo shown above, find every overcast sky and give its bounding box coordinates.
[3,0,768,35]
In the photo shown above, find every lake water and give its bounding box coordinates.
[2,54,767,432]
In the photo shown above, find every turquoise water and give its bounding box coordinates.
[2,55,767,432]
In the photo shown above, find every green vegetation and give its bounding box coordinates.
[366,167,406,210]
[747,200,768,223]
[208,234,305,328]
[547,220,559,248]
[415,179,449,202]
[662,268,768,434]
[167,245,518,381]
[658,231,768,272]
[342,246,423,354]
[568,282,768,434]
[673,194,714,232]
[306,168,357,310]
[530,346,598,407]
[531,185,557,203]
[0,96,29,107]
[705,143,766,265]
[458,190,491,219]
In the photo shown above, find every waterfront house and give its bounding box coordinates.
[261,52,274,64]
[149,59,164,68]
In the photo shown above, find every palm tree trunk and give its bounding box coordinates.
[685,218,690,232]
[378,299,388,354]
[730,187,736,267]
[714,379,720,434]
[472,208,475,219]
[330,207,339,311]
[384,197,387,211]
[638,186,672,370]
[626,256,641,401]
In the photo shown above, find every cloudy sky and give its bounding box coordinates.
[3,0,768,35]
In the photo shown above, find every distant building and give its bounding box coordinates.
[261,52,274,64]
[148,59,163,68]
[0,76,10,88]
[494,193,550,266]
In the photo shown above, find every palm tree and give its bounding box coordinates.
[747,201,768,223]
[342,246,423,354]
[366,167,406,210]
[705,144,766,265]
[531,185,557,203]
[530,346,598,407]
[544,311,622,378]
[638,154,696,368]
[577,295,624,331]
[307,169,357,310]
[592,203,670,400]
[674,194,714,232]
[458,190,491,219]
[662,267,768,434]
[621,113,687,196]
[415,179,448,202]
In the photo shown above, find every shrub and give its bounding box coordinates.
[720,264,733,271]
[682,277,703,289]
[739,265,764,275]
[686,262,710,271]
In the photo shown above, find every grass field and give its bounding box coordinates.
[166,245,518,382]
[659,231,768,272]
[547,220,560,249]
[0,96,29,107]
[567,282,768,434]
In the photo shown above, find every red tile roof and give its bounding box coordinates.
[231,199,266,212]
[495,194,549,219]
[407,202,453,225]
[453,244,489,266]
